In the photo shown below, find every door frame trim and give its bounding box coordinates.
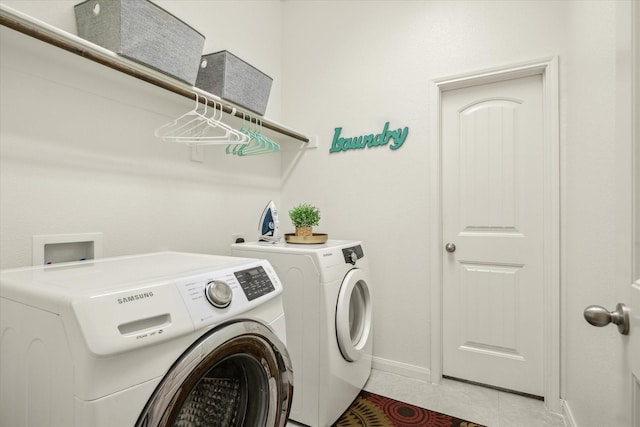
[429,57,561,411]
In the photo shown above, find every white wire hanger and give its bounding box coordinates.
[154,93,206,139]
[154,94,249,146]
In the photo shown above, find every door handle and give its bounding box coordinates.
[445,243,456,253]
[583,303,629,335]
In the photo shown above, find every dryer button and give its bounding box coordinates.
[205,280,232,308]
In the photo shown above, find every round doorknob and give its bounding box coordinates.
[583,303,629,335]
[445,243,456,253]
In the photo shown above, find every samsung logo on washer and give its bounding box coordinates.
[330,121,409,153]
[117,292,154,304]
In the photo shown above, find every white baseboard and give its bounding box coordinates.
[371,356,431,382]
[562,400,577,427]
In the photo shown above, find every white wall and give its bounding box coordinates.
[0,1,285,268]
[1,1,636,425]
[281,0,569,377]
[280,1,634,425]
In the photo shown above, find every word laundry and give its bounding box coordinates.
[329,122,409,153]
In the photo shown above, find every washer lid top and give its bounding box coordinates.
[0,252,257,311]
[1,252,284,357]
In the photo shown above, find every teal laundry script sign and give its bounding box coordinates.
[329,122,409,153]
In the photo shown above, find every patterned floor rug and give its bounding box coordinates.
[332,390,485,427]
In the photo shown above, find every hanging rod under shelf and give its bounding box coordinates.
[0,4,309,144]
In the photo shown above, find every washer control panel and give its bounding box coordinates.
[234,265,276,301]
[175,259,282,329]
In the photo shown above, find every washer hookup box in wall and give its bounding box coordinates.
[196,50,273,116]
[74,0,205,85]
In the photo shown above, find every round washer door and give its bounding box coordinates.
[336,268,373,362]
[136,320,293,427]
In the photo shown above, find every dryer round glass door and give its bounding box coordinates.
[136,320,293,427]
[335,268,373,362]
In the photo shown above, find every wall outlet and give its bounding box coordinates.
[232,233,245,244]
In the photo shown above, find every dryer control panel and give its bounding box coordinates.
[342,245,364,265]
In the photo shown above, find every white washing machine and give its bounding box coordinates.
[232,240,373,427]
[0,252,293,427]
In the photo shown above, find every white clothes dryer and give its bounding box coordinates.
[0,252,292,427]
[232,240,373,427]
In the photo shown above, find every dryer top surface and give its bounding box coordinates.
[232,240,368,283]
[232,239,362,254]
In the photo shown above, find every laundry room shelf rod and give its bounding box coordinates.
[0,4,310,144]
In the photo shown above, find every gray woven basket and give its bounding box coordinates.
[196,51,273,115]
[74,0,205,85]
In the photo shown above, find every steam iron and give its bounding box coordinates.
[259,201,281,243]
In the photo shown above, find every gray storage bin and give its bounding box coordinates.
[196,51,273,115]
[74,0,205,85]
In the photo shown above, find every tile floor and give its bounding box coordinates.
[287,369,566,427]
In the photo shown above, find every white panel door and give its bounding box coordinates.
[442,75,544,396]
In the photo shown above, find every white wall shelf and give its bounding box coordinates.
[0,4,310,145]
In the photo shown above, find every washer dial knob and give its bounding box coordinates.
[205,280,232,308]
[347,250,358,265]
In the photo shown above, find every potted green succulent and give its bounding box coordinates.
[288,203,321,236]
